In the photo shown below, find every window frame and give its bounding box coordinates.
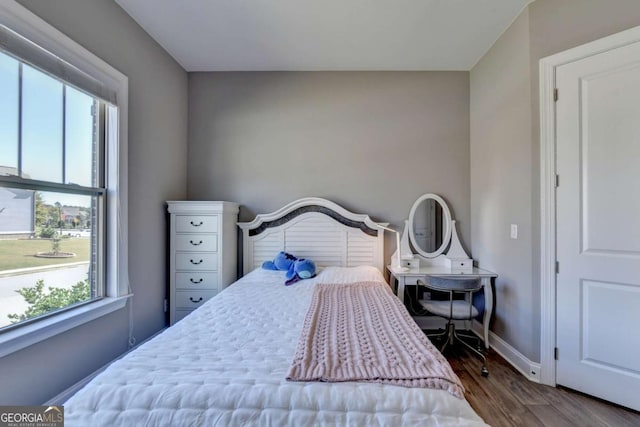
[0,1,129,357]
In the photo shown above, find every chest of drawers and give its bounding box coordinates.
[167,201,239,325]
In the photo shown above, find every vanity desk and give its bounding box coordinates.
[386,193,497,350]
[387,264,496,349]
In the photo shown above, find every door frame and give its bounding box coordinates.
[539,25,640,387]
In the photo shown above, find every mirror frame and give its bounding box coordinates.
[408,193,452,258]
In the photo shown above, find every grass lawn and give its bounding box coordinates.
[0,238,90,271]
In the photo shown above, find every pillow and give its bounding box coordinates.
[314,265,385,285]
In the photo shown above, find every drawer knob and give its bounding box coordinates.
[190,278,203,284]
[190,259,203,265]
[190,221,203,227]
[190,240,203,246]
[189,297,203,303]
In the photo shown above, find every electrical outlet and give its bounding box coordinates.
[510,224,518,239]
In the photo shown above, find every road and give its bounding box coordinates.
[0,263,89,328]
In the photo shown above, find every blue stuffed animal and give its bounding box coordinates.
[285,258,316,286]
[262,251,297,271]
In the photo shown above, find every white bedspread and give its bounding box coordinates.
[65,267,488,426]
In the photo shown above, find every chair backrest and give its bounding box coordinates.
[422,276,482,293]
[417,277,483,322]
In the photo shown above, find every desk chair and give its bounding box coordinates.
[417,277,489,377]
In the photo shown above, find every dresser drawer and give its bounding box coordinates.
[403,276,421,286]
[175,253,218,271]
[175,234,218,252]
[445,257,473,272]
[175,215,218,233]
[175,272,219,290]
[175,290,217,309]
[174,309,193,323]
[168,201,238,326]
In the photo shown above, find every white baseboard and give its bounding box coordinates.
[44,327,168,405]
[415,316,541,382]
[472,321,541,383]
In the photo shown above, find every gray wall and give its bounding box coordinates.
[188,72,471,261]
[470,0,640,362]
[0,0,188,404]
[470,8,536,360]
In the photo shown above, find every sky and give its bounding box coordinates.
[0,50,95,208]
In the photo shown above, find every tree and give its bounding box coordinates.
[34,191,48,227]
[8,279,90,323]
[35,192,58,237]
[55,201,62,233]
[51,236,62,254]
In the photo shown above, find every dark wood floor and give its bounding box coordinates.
[446,347,640,427]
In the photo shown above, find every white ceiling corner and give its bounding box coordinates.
[115,0,533,72]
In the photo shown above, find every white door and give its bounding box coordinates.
[556,40,640,411]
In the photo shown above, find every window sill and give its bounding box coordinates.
[0,295,131,358]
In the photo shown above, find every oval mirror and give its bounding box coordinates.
[408,193,452,258]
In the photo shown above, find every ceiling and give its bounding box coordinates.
[115,0,532,72]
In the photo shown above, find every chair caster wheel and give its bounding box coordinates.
[481,366,489,377]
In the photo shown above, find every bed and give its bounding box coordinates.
[64,198,488,426]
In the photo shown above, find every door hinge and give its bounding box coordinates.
[556,261,560,274]
[554,88,559,102]
[554,347,559,360]
[555,174,560,188]
[163,299,168,313]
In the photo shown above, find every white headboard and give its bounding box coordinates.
[237,197,388,275]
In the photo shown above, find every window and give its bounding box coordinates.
[0,2,128,355]
[0,54,103,330]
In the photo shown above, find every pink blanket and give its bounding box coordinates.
[287,281,465,399]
